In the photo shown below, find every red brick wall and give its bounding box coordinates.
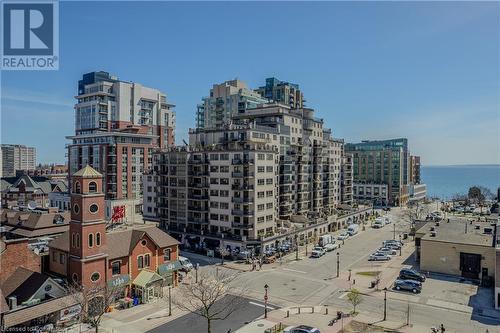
[0,240,41,284]
[107,256,130,278]
[49,249,68,277]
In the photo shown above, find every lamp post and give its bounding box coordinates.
[168,285,172,316]
[383,287,388,321]
[336,252,340,278]
[294,234,299,260]
[305,235,308,257]
[399,235,402,256]
[393,224,396,240]
[264,284,269,319]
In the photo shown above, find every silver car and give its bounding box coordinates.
[369,252,391,261]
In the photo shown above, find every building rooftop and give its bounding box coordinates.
[419,220,494,247]
[72,165,102,178]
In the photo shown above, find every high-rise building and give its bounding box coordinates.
[255,77,304,109]
[196,79,268,129]
[345,138,410,206]
[147,96,351,250]
[67,71,175,222]
[1,144,36,177]
[409,155,421,184]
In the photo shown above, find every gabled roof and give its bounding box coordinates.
[73,165,102,178]
[0,209,70,237]
[1,267,49,305]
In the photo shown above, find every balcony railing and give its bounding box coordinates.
[232,197,254,204]
[231,184,254,191]
[231,209,254,217]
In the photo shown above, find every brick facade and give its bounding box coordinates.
[0,239,41,285]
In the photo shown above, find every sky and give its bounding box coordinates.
[1,1,499,166]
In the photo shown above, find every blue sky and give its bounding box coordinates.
[1,1,499,165]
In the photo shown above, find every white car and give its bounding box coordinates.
[179,256,194,272]
[323,242,339,252]
[337,232,349,240]
[377,247,397,256]
[311,246,326,258]
[284,325,321,333]
[369,253,391,261]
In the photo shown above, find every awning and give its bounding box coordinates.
[107,274,130,288]
[157,260,182,276]
[133,270,164,288]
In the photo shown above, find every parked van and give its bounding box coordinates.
[347,224,359,236]
[179,256,194,272]
[318,234,334,247]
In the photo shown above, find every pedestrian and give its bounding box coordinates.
[252,259,256,271]
[440,324,445,333]
[259,258,263,270]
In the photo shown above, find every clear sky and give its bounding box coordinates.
[1,1,499,166]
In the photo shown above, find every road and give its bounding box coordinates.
[147,296,277,333]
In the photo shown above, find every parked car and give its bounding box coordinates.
[394,279,422,293]
[347,224,359,236]
[337,232,349,240]
[399,268,426,282]
[236,250,252,260]
[284,325,321,333]
[377,247,397,256]
[323,242,339,252]
[179,256,194,272]
[311,246,326,258]
[368,253,391,261]
[384,217,391,225]
[383,240,402,249]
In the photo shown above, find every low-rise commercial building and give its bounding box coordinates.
[353,183,389,207]
[409,183,427,203]
[416,220,496,294]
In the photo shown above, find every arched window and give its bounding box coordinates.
[96,232,101,246]
[74,182,81,194]
[76,233,80,248]
[71,233,76,248]
[137,256,144,269]
[89,181,97,193]
[88,233,94,247]
[72,273,78,283]
[144,254,151,267]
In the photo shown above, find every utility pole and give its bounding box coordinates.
[406,302,410,326]
[399,235,402,256]
[393,224,396,240]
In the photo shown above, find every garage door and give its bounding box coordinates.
[459,252,481,279]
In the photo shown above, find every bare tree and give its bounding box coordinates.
[68,283,122,333]
[174,269,247,333]
[347,288,363,314]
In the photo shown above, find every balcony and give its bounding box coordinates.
[231,159,254,165]
[231,184,254,191]
[231,209,254,217]
[188,193,208,200]
[189,182,208,189]
[231,171,254,178]
[189,170,209,177]
[232,222,253,229]
[188,205,209,212]
[232,197,254,204]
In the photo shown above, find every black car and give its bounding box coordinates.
[399,268,426,282]
[394,279,422,293]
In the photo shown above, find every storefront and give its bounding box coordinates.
[108,274,131,298]
[132,270,165,303]
[158,260,182,286]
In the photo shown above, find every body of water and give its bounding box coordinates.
[421,165,500,199]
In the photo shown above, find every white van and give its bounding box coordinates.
[318,234,334,247]
[373,218,384,229]
[347,224,359,236]
[179,256,194,272]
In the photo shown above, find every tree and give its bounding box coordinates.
[347,288,363,314]
[174,269,247,333]
[68,283,121,333]
[468,186,484,203]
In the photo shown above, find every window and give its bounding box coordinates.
[111,261,121,275]
[258,204,265,211]
[163,249,171,261]
[96,232,101,246]
[88,233,94,247]
[266,191,273,197]
[257,179,264,186]
[73,204,80,214]
[266,178,273,185]
[257,166,265,173]
[76,233,80,248]
[145,254,151,267]
[52,251,57,262]
[88,181,97,193]
[71,233,76,248]
[141,239,147,246]
[220,178,229,185]
[89,204,99,213]
[266,203,273,209]
[266,166,273,172]
[90,272,100,282]
[74,182,81,194]
[138,256,144,269]
[257,217,265,223]
[257,191,265,199]
[59,253,65,264]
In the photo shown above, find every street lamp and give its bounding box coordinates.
[383,287,388,321]
[393,224,396,240]
[399,235,402,256]
[294,234,299,261]
[336,252,340,278]
[264,284,269,318]
[168,285,172,316]
[305,235,308,257]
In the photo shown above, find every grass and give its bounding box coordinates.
[356,271,381,277]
